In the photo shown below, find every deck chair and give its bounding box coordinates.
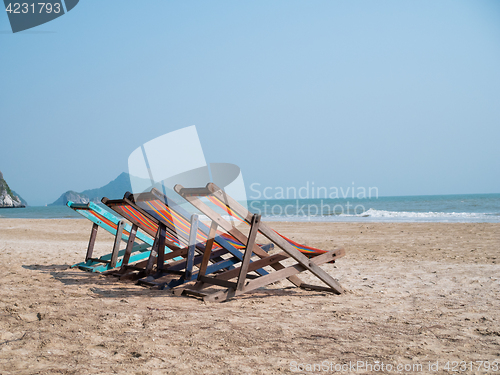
[172,183,346,302]
[124,189,274,273]
[68,201,154,273]
[102,192,272,289]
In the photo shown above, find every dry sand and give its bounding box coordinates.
[0,219,499,374]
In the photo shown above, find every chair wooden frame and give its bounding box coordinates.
[172,183,345,302]
[67,201,153,273]
[101,191,272,289]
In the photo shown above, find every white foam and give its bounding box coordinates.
[354,208,493,219]
[259,208,499,222]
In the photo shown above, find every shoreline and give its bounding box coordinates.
[1,216,499,224]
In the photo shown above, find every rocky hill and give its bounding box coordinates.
[49,172,133,206]
[11,190,28,206]
[48,190,91,206]
[0,171,27,208]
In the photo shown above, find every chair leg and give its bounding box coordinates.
[145,226,162,275]
[197,220,218,280]
[85,223,99,262]
[236,214,261,291]
[120,224,138,270]
[185,215,199,280]
[156,223,167,272]
[110,221,125,268]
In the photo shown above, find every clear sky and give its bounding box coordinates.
[1,0,499,206]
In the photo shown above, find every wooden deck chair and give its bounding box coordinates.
[67,201,154,273]
[124,189,273,279]
[124,189,274,260]
[172,183,346,302]
[102,192,271,289]
[124,189,274,280]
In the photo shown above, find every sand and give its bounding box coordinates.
[0,219,499,374]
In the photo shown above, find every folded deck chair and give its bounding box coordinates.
[68,201,154,273]
[102,192,272,289]
[172,183,346,302]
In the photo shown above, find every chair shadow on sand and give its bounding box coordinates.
[21,264,331,301]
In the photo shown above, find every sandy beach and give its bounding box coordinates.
[0,219,499,374]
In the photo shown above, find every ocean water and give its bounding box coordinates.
[0,194,499,223]
[0,205,82,219]
[248,193,500,223]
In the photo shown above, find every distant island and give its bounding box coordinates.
[0,170,27,208]
[49,172,132,206]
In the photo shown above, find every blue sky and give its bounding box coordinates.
[1,0,499,206]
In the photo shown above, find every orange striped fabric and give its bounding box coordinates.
[138,199,250,251]
[207,195,327,255]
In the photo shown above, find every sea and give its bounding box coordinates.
[0,193,499,223]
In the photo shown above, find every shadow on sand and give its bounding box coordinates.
[21,264,327,301]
